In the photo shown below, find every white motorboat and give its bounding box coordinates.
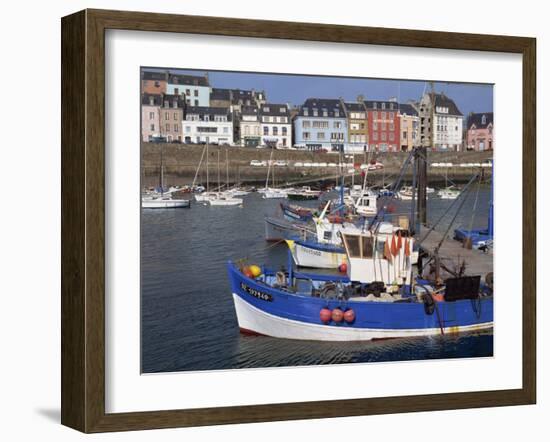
[262,189,288,199]
[398,186,415,200]
[142,196,190,209]
[438,187,460,199]
[208,193,243,206]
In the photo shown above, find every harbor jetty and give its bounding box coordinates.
[141,142,493,188]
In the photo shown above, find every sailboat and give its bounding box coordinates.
[261,150,289,199]
[437,167,460,199]
[194,143,219,202]
[208,149,243,206]
[142,146,190,209]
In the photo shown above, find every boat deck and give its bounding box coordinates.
[418,229,493,279]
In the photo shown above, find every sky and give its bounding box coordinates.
[144,67,493,115]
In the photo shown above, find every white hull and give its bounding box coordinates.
[263,191,287,199]
[141,198,190,209]
[288,241,345,269]
[233,294,493,341]
[209,197,243,206]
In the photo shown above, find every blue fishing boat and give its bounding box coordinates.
[280,202,315,222]
[227,229,493,341]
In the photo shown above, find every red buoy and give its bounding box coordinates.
[319,308,332,324]
[338,262,347,273]
[331,308,344,323]
[344,309,356,324]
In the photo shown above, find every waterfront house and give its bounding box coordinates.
[343,100,369,153]
[141,93,162,142]
[160,94,186,143]
[364,100,400,152]
[166,73,210,107]
[260,103,292,148]
[399,103,419,151]
[416,92,463,151]
[141,71,167,95]
[239,106,262,147]
[183,107,234,145]
[466,112,494,151]
[293,98,347,151]
[209,88,232,108]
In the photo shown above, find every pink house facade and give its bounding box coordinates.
[466,112,494,151]
[141,94,162,142]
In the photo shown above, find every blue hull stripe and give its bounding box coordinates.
[228,262,493,331]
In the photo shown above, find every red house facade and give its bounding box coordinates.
[364,100,401,152]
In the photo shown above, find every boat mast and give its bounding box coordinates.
[265,149,274,190]
[191,144,207,189]
[217,149,221,192]
[160,145,164,196]
[226,148,230,190]
[206,142,209,192]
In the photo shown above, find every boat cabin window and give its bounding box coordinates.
[323,231,332,241]
[342,234,374,259]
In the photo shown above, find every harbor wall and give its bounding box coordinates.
[141,142,493,188]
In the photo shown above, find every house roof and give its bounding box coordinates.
[185,106,232,121]
[260,103,290,117]
[241,105,259,116]
[299,98,346,117]
[141,93,163,106]
[467,112,493,129]
[210,88,231,101]
[433,93,463,116]
[399,103,418,116]
[343,102,367,112]
[141,71,167,81]
[167,73,209,87]
[364,100,399,111]
[160,94,186,108]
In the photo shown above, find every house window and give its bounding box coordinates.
[149,112,155,120]
[166,124,170,131]
[303,132,310,140]
[334,110,340,117]
[373,132,378,141]
[373,102,377,109]
[185,89,190,95]
[389,112,394,119]
[185,126,191,132]
[223,127,229,133]
[174,113,178,120]
[302,121,310,128]
[149,97,154,106]
[402,131,407,139]
[194,100,199,106]
[322,109,328,117]
[155,81,160,87]
[389,132,395,141]
[303,108,309,116]
[381,133,387,141]
[173,101,178,109]
[282,138,287,146]
[175,125,179,132]
[373,111,378,119]
[264,126,269,135]
[334,122,342,129]
[313,109,318,117]
[150,124,155,131]
[317,132,325,140]
[381,103,386,110]
[194,90,198,97]
[282,127,288,135]
[204,115,209,122]
[390,123,395,131]
[273,126,278,136]
[174,88,179,95]
[373,122,378,130]
[381,112,386,119]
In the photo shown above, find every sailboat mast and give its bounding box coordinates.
[160,145,164,196]
[217,150,221,191]
[226,148,229,190]
[206,143,209,192]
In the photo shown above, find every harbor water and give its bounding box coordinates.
[141,190,493,373]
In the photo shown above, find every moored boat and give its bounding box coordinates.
[227,228,493,341]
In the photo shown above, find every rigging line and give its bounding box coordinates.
[435,173,480,253]
[368,149,416,230]
[466,172,483,235]
[417,172,479,246]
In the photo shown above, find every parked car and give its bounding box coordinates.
[250,160,264,166]
[274,160,288,166]
[294,162,304,167]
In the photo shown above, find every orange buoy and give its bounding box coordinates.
[344,309,356,324]
[331,308,344,323]
[243,267,254,278]
[249,265,262,278]
[338,262,347,273]
[319,308,332,324]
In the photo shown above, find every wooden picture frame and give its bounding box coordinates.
[61,8,536,433]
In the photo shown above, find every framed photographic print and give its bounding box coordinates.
[61,9,536,433]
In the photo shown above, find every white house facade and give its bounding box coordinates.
[183,107,234,145]
[260,104,292,148]
[239,106,262,147]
